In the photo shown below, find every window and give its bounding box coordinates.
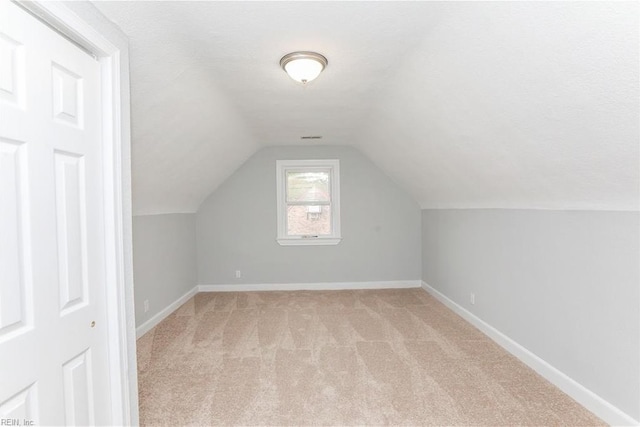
[276,159,341,245]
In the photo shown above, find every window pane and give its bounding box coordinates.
[286,171,330,203]
[287,205,331,236]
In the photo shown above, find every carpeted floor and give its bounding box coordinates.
[136,288,603,426]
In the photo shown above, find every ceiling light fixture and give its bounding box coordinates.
[280,51,328,84]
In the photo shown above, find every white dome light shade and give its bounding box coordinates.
[284,58,323,83]
[280,52,328,84]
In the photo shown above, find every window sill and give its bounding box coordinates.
[277,237,342,246]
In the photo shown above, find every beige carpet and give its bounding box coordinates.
[136,289,603,426]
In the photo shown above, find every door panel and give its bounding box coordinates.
[0,31,25,107]
[62,349,95,426]
[54,151,88,315]
[51,62,83,128]
[0,383,37,421]
[0,138,30,340]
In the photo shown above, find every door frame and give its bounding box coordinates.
[16,1,138,424]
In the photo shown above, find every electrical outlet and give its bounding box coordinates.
[470,293,475,305]
[144,299,149,313]
[235,270,241,279]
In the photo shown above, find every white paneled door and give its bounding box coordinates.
[0,2,111,425]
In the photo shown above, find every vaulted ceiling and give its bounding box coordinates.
[93,1,639,215]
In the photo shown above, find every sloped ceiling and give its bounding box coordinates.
[92,1,639,215]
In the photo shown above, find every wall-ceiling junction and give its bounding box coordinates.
[93,1,639,214]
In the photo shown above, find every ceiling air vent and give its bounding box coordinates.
[301,136,322,140]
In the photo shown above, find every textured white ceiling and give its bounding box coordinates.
[92,1,639,214]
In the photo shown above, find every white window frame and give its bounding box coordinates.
[276,159,341,246]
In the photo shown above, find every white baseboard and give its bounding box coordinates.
[421,281,639,427]
[135,287,197,338]
[198,280,421,292]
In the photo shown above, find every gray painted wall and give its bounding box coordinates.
[133,214,197,327]
[422,209,640,419]
[197,145,421,285]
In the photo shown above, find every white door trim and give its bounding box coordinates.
[16,1,137,425]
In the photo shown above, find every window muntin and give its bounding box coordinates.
[276,160,341,245]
